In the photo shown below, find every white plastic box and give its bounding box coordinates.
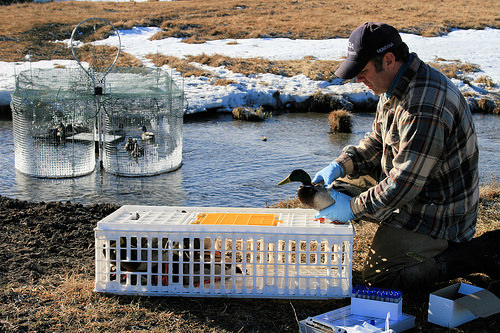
[94,205,354,299]
[428,282,500,328]
[351,297,402,320]
[299,305,415,333]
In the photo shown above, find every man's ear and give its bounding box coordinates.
[383,52,397,71]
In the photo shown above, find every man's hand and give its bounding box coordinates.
[312,162,344,187]
[314,189,354,223]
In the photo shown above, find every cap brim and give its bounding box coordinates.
[334,58,368,80]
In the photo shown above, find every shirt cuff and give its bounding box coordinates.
[350,197,366,219]
[335,152,354,176]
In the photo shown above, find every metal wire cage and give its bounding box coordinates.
[10,66,184,178]
[100,67,184,176]
[10,18,184,178]
[10,67,97,178]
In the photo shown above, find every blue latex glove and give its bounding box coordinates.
[312,161,345,187]
[314,189,355,223]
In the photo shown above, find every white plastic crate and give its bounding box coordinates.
[94,205,354,299]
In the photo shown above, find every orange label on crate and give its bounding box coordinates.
[192,213,282,226]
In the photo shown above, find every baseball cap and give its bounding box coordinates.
[335,22,403,79]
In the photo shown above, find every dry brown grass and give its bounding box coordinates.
[475,75,496,88]
[213,78,238,86]
[428,58,481,80]
[476,181,500,247]
[145,54,213,77]
[232,106,269,121]
[146,53,342,80]
[0,0,499,62]
[2,272,226,332]
[77,45,143,68]
[1,0,498,93]
[186,54,342,80]
[308,90,355,112]
[480,175,500,202]
[328,109,353,133]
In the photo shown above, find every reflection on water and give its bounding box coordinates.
[0,112,498,208]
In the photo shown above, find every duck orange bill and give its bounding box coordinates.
[277,176,291,185]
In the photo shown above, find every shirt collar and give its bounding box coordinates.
[384,53,413,99]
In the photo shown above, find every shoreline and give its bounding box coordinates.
[1,85,498,120]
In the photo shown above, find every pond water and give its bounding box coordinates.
[0,112,498,208]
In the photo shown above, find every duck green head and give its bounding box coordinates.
[278,169,335,210]
[277,169,312,186]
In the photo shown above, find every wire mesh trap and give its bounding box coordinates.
[10,18,184,178]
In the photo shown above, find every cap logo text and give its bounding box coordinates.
[377,42,394,53]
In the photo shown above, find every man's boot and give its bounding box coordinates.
[435,229,500,281]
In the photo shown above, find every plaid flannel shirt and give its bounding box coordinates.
[337,53,479,242]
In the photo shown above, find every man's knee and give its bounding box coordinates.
[362,224,447,289]
[362,258,439,290]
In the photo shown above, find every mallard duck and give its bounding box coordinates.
[124,137,136,151]
[278,169,335,211]
[48,122,66,144]
[124,137,144,157]
[140,126,155,141]
[105,237,242,286]
[131,142,144,157]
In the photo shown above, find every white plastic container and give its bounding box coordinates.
[94,205,354,299]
